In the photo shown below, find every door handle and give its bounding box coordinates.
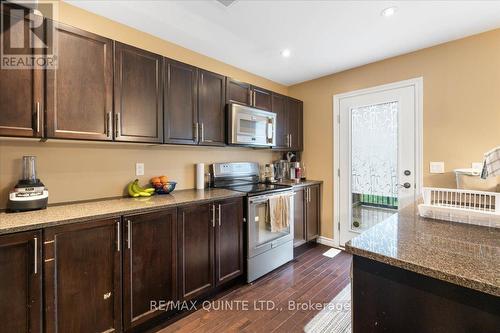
[114,113,121,138]
[218,204,221,227]
[212,204,216,228]
[116,221,121,252]
[106,112,112,138]
[127,219,131,249]
[35,102,40,134]
[289,134,292,148]
[400,182,412,189]
[248,90,252,105]
[194,123,199,143]
[200,122,204,142]
[33,236,38,275]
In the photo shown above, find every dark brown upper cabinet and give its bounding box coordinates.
[122,208,177,330]
[177,203,215,300]
[271,93,288,149]
[252,86,272,111]
[215,198,244,286]
[0,6,44,138]
[198,69,226,146]
[226,78,251,106]
[287,97,304,151]
[44,218,122,333]
[226,78,272,111]
[164,58,198,145]
[114,42,163,143]
[0,230,42,333]
[46,22,113,141]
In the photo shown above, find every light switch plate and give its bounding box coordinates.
[471,162,483,170]
[429,162,445,174]
[135,163,144,176]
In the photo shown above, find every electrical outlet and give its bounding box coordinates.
[471,162,483,170]
[135,163,144,176]
[429,162,444,174]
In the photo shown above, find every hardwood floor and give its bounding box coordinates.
[158,244,352,333]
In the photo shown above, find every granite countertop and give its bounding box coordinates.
[0,188,245,235]
[276,179,323,187]
[345,204,500,297]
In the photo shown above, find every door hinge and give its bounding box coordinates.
[337,114,340,124]
[337,169,340,177]
[338,222,340,231]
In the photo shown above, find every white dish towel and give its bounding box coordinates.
[481,146,500,179]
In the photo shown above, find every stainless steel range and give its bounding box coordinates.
[211,162,295,282]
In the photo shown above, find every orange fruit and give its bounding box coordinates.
[159,176,168,183]
[151,177,160,184]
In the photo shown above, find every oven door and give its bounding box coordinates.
[229,104,276,146]
[247,192,294,258]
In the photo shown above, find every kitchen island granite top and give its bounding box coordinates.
[0,188,245,235]
[345,204,500,297]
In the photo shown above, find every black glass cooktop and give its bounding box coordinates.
[224,183,292,195]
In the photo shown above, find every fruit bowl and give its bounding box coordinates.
[152,181,177,194]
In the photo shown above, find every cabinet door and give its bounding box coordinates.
[0,6,43,138]
[293,187,306,247]
[177,203,215,300]
[252,86,272,111]
[306,185,321,241]
[44,218,121,333]
[164,59,198,144]
[46,22,113,141]
[114,42,163,143]
[215,198,243,286]
[0,230,42,333]
[272,93,288,149]
[226,78,251,106]
[287,98,303,151]
[198,69,226,146]
[123,209,177,330]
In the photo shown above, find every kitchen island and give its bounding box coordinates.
[345,204,500,332]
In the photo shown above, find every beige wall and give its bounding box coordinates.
[0,1,285,209]
[289,28,500,239]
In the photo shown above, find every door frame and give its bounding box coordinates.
[332,77,423,248]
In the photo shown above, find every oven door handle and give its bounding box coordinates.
[249,198,268,204]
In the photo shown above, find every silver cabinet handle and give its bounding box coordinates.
[289,134,293,148]
[212,204,216,228]
[248,89,252,105]
[127,219,131,249]
[35,102,40,134]
[106,112,112,138]
[116,221,121,252]
[252,90,256,106]
[33,236,38,275]
[194,122,199,142]
[218,204,221,227]
[114,113,121,138]
[200,123,204,142]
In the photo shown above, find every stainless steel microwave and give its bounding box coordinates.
[227,103,276,147]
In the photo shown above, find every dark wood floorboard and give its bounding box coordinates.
[158,245,352,333]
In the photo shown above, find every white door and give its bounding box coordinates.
[336,80,421,246]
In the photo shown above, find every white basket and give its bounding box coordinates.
[418,187,500,228]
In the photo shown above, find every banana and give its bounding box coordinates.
[127,181,140,197]
[129,179,155,197]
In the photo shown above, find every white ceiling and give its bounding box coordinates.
[66,0,500,86]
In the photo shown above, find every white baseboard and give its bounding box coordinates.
[316,236,337,248]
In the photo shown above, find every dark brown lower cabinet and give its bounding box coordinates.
[0,230,42,333]
[177,203,215,300]
[293,184,321,247]
[44,218,122,333]
[215,198,244,285]
[178,198,244,300]
[122,208,177,330]
[306,184,321,240]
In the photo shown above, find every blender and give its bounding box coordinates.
[7,156,48,212]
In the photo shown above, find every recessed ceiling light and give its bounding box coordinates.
[381,6,398,17]
[281,49,291,58]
